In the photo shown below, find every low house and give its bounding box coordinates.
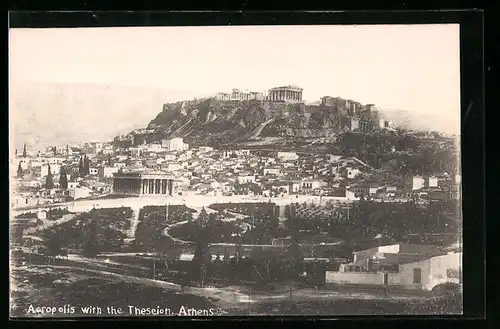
[388,252,462,291]
[412,176,425,190]
[67,181,80,189]
[301,179,327,191]
[238,174,256,185]
[326,154,342,163]
[113,162,127,169]
[347,243,445,272]
[37,210,47,220]
[346,167,361,179]
[69,186,93,200]
[327,247,461,291]
[98,167,119,180]
[263,167,282,176]
[276,151,299,161]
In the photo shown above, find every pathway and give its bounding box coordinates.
[24,213,79,236]
[124,207,141,243]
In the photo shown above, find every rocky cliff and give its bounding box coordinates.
[113,98,380,149]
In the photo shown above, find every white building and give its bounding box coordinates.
[238,175,256,184]
[276,151,299,161]
[162,138,189,152]
[69,186,93,200]
[412,176,425,190]
[130,147,142,157]
[162,162,181,172]
[263,167,282,176]
[198,146,214,153]
[428,176,439,188]
[326,154,342,163]
[301,179,327,190]
[41,164,61,177]
[347,168,361,179]
[113,162,127,169]
[389,252,462,291]
[147,143,163,152]
[89,167,99,175]
[99,167,119,179]
[17,158,31,170]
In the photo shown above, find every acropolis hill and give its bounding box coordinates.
[113,86,392,150]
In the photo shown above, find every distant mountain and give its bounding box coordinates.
[9,81,195,152]
[379,109,460,134]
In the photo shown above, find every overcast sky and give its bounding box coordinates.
[9,25,461,150]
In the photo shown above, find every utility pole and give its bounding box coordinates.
[165,202,169,224]
[153,257,156,280]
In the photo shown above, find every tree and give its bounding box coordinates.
[59,167,68,189]
[17,162,23,178]
[223,248,230,264]
[285,204,303,277]
[78,156,84,176]
[53,146,57,156]
[22,143,27,157]
[84,155,90,175]
[66,144,69,155]
[45,165,54,189]
[192,238,210,286]
[46,233,63,256]
[81,214,100,258]
[197,207,209,229]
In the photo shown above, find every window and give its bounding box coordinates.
[413,268,422,284]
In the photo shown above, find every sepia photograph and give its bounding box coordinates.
[9,23,463,317]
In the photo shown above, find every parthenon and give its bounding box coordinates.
[112,171,174,196]
[268,85,303,103]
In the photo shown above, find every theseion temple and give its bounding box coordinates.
[112,171,174,196]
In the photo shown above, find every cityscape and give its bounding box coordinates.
[10,25,462,317]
